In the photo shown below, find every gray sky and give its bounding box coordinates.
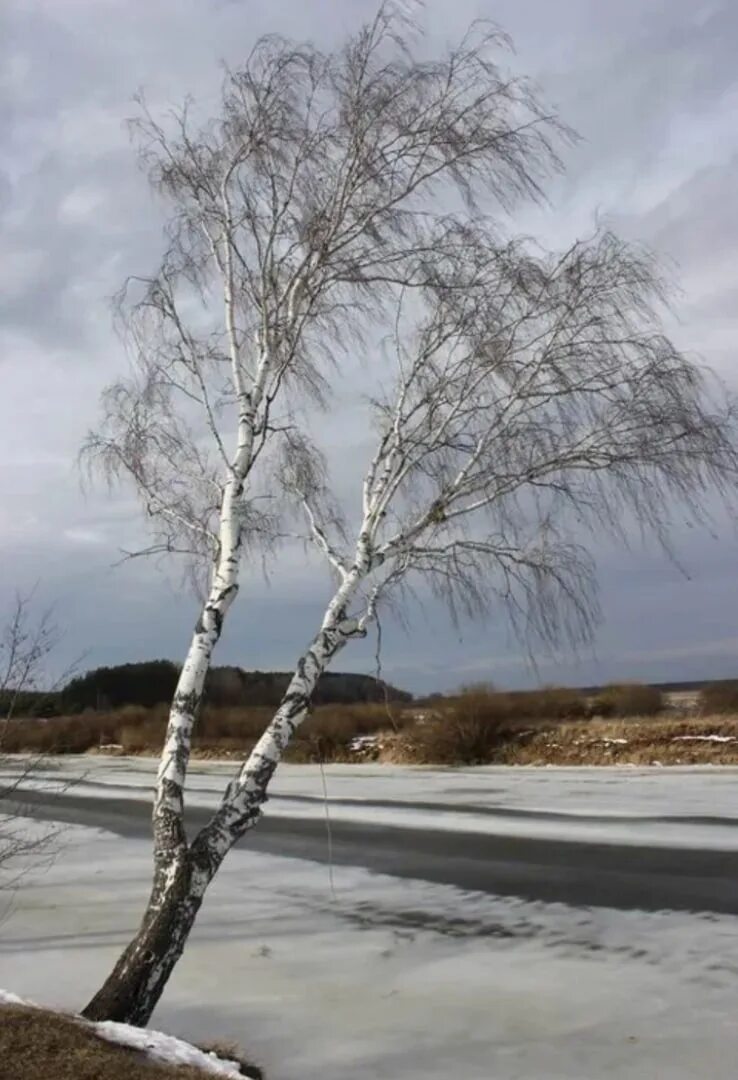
[2,0,738,694]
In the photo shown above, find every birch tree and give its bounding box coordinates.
[83,7,738,1030]
[82,3,572,1023]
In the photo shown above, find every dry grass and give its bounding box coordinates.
[4,686,738,767]
[0,701,404,763]
[0,1003,261,1079]
[394,714,738,766]
[510,714,738,766]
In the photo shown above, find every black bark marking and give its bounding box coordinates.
[171,688,203,719]
[82,853,204,1025]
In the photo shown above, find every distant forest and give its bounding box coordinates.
[1,660,412,717]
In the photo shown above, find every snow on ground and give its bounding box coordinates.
[4,756,738,849]
[2,820,738,1080]
[92,1020,243,1076]
[0,988,242,1076]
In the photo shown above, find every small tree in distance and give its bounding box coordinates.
[0,591,67,890]
[83,4,737,1025]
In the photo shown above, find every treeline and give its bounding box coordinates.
[5,681,738,764]
[1,660,411,718]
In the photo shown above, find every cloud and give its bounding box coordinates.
[62,528,106,546]
[2,0,738,692]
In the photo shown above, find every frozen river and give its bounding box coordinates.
[2,759,738,1078]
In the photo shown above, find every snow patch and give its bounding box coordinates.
[94,1020,243,1077]
[0,989,30,1007]
[673,735,736,744]
[349,735,379,752]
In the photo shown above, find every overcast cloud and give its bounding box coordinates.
[2,0,738,693]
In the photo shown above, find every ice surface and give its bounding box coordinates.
[2,820,738,1080]
[5,757,738,849]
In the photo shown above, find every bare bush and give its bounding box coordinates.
[284,703,401,762]
[397,687,585,764]
[0,590,74,892]
[404,706,514,765]
[592,683,664,718]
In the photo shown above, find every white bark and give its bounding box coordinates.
[154,333,274,846]
[201,567,367,854]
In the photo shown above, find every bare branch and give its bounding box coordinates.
[82,4,737,1026]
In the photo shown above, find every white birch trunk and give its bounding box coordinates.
[82,846,217,1024]
[199,569,366,856]
[153,335,270,861]
[152,472,242,854]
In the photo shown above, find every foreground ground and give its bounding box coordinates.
[2,763,738,1079]
[0,998,258,1079]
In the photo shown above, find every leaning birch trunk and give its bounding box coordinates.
[201,594,363,855]
[78,845,217,1025]
[80,489,243,1024]
[82,574,363,1024]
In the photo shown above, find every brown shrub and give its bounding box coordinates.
[196,706,273,743]
[510,686,587,720]
[699,680,738,714]
[396,692,525,765]
[0,714,115,754]
[290,713,356,762]
[399,715,504,764]
[113,704,153,727]
[119,718,167,753]
[0,718,40,753]
[440,686,586,725]
[284,703,403,762]
[591,683,663,718]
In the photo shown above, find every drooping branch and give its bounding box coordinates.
[198,221,738,851]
